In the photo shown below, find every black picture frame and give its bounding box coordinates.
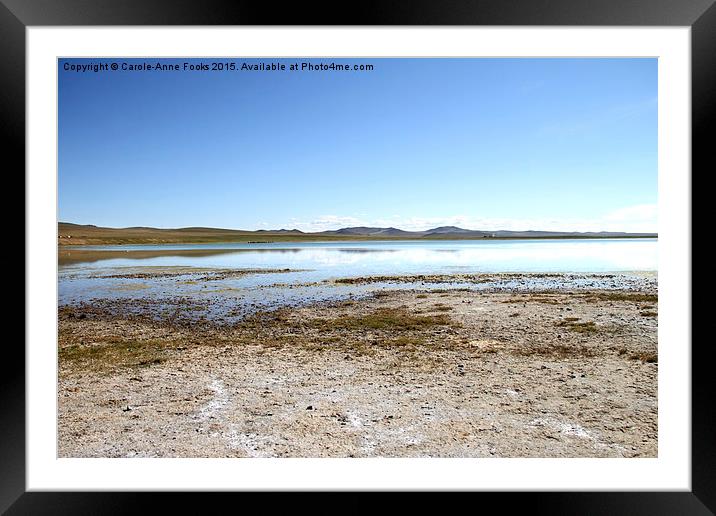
[4,0,708,513]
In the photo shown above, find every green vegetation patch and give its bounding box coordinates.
[310,307,455,332]
[59,337,175,374]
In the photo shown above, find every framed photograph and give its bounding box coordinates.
[7,0,709,512]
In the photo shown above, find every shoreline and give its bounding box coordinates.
[58,271,657,325]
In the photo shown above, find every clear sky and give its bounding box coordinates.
[59,58,657,232]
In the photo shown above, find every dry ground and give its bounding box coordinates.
[58,288,657,458]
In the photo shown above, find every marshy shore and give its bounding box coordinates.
[58,273,657,458]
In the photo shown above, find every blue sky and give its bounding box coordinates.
[59,58,657,232]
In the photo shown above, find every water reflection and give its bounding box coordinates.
[60,238,657,275]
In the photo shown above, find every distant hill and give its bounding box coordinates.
[58,222,657,246]
[425,226,474,235]
[325,227,416,237]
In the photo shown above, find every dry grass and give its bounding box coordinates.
[501,294,562,305]
[613,346,658,363]
[468,337,600,360]
[431,303,454,312]
[555,318,599,334]
[387,336,426,347]
[630,351,658,363]
[582,292,658,303]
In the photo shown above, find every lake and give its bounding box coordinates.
[61,238,657,275]
[58,238,658,320]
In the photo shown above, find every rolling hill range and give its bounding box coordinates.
[58,222,657,246]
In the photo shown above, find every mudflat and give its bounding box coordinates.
[58,279,657,458]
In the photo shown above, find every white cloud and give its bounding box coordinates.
[603,203,657,223]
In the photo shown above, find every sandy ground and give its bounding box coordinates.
[58,286,657,458]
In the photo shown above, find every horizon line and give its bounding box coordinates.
[58,221,658,235]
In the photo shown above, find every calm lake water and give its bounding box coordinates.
[63,238,657,274]
[58,238,658,318]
